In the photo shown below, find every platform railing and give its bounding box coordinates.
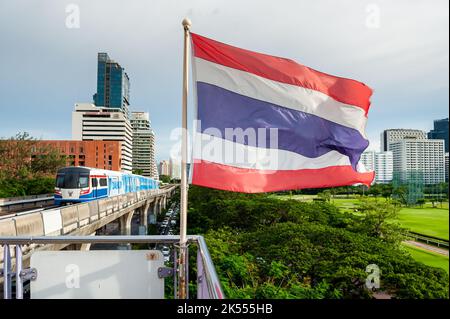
[0,235,224,299]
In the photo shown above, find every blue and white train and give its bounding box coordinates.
[54,166,159,205]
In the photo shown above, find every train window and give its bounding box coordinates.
[78,175,89,188]
[56,175,64,188]
[92,178,98,187]
[99,178,107,187]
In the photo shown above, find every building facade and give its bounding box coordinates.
[390,139,445,185]
[93,52,130,114]
[131,112,158,178]
[380,129,427,152]
[34,140,121,171]
[445,152,449,182]
[428,118,449,152]
[72,103,133,173]
[374,151,393,183]
[360,151,393,183]
[158,160,170,176]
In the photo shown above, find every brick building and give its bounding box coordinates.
[35,140,122,171]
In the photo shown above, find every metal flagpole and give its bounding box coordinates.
[179,17,191,299]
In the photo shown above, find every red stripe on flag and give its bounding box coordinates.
[191,33,373,115]
[192,160,374,193]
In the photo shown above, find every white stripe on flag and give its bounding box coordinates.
[195,57,368,137]
[193,132,352,171]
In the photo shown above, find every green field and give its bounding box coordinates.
[277,195,449,239]
[329,197,449,240]
[397,207,449,240]
[403,244,449,273]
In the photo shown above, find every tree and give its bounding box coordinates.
[0,132,66,197]
[354,198,403,243]
[0,132,36,179]
[417,198,425,208]
[318,190,332,202]
[159,175,171,183]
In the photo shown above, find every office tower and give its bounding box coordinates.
[390,139,445,185]
[131,112,158,178]
[380,129,427,152]
[72,103,133,173]
[428,118,449,152]
[93,52,130,114]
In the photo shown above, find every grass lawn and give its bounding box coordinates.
[397,207,449,240]
[403,243,449,273]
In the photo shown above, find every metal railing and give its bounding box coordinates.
[0,194,54,214]
[0,235,224,299]
[405,231,449,249]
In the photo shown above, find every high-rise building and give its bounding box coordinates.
[374,151,393,183]
[72,103,133,173]
[131,112,158,178]
[360,151,393,183]
[158,160,170,176]
[93,53,130,114]
[428,118,449,152]
[445,152,449,182]
[34,140,122,171]
[380,129,427,152]
[390,139,445,185]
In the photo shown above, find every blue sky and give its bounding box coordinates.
[0,0,448,162]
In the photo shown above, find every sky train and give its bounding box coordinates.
[54,166,159,205]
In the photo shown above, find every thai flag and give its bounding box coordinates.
[189,33,375,193]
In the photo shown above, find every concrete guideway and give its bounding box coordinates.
[404,240,449,256]
[0,185,178,269]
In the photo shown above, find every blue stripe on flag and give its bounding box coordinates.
[196,82,369,169]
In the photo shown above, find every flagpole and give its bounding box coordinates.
[179,17,191,300]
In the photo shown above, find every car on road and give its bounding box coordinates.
[162,246,170,256]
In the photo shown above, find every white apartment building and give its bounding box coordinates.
[72,103,133,173]
[374,151,393,183]
[381,129,427,152]
[131,112,158,179]
[390,139,445,185]
[360,151,393,183]
[445,152,449,182]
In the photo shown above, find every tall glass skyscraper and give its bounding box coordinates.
[93,53,130,113]
[428,118,449,152]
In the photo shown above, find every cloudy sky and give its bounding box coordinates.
[0,0,448,162]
